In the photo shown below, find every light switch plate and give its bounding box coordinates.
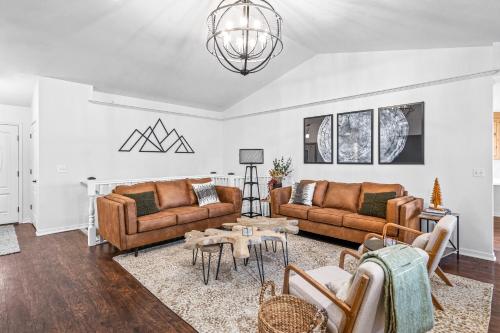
[472,168,485,177]
[56,164,68,173]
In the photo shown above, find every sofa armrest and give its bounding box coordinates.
[398,198,424,243]
[270,186,292,217]
[96,196,129,250]
[386,196,414,225]
[216,186,242,214]
[106,193,138,235]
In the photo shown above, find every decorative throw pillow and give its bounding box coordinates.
[412,233,432,250]
[123,191,160,217]
[326,278,352,302]
[192,182,220,206]
[359,192,397,218]
[288,182,316,206]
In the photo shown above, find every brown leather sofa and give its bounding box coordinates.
[271,181,423,244]
[96,178,242,252]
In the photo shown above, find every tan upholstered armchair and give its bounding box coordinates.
[283,249,385,333]
[364,214,457,310]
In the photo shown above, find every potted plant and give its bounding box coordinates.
[268,157,293,190]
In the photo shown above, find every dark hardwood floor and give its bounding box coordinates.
[0,224,195,333]
[1,223,499,332]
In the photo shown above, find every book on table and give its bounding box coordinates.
[423,207,451,216]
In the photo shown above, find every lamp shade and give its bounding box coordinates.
[239,149,264,164]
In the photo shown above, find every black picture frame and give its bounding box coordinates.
[303,114,333,164]
[378,102,425,165]
[337,109,374,165]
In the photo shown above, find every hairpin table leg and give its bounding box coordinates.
[201,251,212,285]
[254,244,265,284]
[215,244,224,280]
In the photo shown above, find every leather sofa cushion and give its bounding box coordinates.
[301,180,329,207]
[279,204,319,220]
[343,213,386,234]
[165,206,209,224]
[205,202,235,218]
[137,211,177,232]
[187,177,213,205]
[155,180,191,209]
[308,208,351,227]
[359,182,404,210]
[323,182,361,212]
[114,182,160,208]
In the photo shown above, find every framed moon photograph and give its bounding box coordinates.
[378,102,425,164]
[304,115,333,164]
[337,109,373,164]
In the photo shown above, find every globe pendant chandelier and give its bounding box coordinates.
[206,0,283,76]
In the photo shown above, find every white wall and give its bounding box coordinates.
[493,80,500,216]
[223,47,496,261]
[0,103,32,223]
[35,77,223,235]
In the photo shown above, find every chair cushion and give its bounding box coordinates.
[187,177,213,205]
[323,182,361,212]
[301,180,329,207]
[343,213,386,234]
[289,265,352,333]
[308,208,351,227]
[206,202,235,218]
[165,206,209,224]
[155,180,191,209]
[359,182,404,210]
[137,211,177,232]
[279,204,319,219]
[114,182,160,208]
[425,215,457,274]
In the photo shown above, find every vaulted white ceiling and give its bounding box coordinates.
[0,0,499,110]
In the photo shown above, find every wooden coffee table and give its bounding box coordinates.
[185,228,286,284]
[222,216,299,266]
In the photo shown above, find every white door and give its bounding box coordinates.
[30,123,39,228]
[0,124,19,225]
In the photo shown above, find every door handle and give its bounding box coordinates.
[32,180,38,183]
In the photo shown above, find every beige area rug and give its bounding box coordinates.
[114,234,492,333]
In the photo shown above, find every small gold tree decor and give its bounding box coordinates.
[430,177,443,210]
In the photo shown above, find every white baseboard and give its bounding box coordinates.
[21,217,32,224]
[35,223,89,237]
[494,212,500,218]
[459,247,496,262]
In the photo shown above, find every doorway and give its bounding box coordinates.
[0,124,19,225]
[30,123,39,229]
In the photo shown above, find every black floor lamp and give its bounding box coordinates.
[239,149,264,218]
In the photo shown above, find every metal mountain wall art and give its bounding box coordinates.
[119,118,195,154]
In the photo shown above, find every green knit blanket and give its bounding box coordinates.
[360,244,434,333]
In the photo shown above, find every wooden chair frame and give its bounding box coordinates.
[365,223,453,311]
[283,249,370,333]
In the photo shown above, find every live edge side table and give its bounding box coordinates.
[418,212,460,259]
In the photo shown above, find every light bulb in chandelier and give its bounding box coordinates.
[206,0,283,76]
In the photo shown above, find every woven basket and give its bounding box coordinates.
[258,281,328,333]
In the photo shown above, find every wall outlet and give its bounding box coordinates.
[56,164,68,174]
[472,168,485,177]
